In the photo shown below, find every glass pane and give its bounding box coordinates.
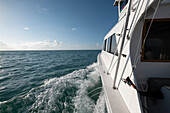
[107,37,111,52]
[120,0,128,12]
[111,34,118,55]
[143,20,170,61]
[103,40,107,51]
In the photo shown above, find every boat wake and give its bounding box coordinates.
[0,63,106,113]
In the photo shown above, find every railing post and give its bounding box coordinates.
[113,0,132,89]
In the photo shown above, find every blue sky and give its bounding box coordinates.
[0,0,118,50]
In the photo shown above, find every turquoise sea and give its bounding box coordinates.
[0,50,106,113]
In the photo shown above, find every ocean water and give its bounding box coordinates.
[0,50,106,113]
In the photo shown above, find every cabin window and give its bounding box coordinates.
[111,34,118,55]
[104,35,118,55]
[142,19,170,62]
[107,37,111,52]
[120,0,129,12]
[103,39,107,51]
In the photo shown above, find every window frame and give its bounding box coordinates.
[141,18,170,62]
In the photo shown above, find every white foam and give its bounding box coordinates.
[93,91,106,113]
[0,86,5,90]
[0,73,12,80]
[72,63,100,113]
[21,63,106,113]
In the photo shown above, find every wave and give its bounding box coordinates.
[0,63,106,113]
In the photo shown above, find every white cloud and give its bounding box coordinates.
[96,42,102,49]
[38,8,49,14]
[0,40,63,50]
[24,27,29,30]
[0,38,101,50]
[72,28,76,31]
[17,40,63,50]
[96,43,99,47]
[0,40,12,50]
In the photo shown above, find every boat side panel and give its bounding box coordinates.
[130,3,170,88]
[99,0,159,113]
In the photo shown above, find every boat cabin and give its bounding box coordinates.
[100,0,170,113]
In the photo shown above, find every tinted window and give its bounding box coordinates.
[142,19,170,61]
[111,34,117,55]
[120,0,128,12]
[107,37,111,52]
[103,39,107,51]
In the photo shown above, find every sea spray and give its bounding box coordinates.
[0,63,106,113]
